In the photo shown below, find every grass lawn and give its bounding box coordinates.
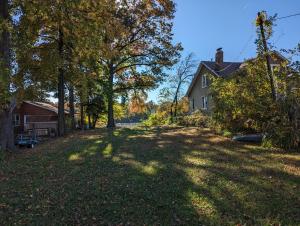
[1,127,299,225]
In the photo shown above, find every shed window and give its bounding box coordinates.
[13,114,20,126]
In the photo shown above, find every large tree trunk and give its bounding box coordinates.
[171,82,181,122]
[0,0,15,151]
[80,100,84,130]
[88,114,91,129]
[68,85,76,130]
[0,0,9,63]
[57,27,65,136]
[174,95,178,118]
[170,102,174,123]
[0,102,16,151]
[92,116,98,129]
[107,64,115,128]
[87,88,91,129]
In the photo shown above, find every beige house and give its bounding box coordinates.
[186,48,242,113]
[186,48,286,114]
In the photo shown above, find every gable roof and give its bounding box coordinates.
[202,61,243,77]
[186,61,242,97]
[24,101,69,114]
[186,51,289,97]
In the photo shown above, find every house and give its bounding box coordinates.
[186,48,286,113]
[13,101,69,136]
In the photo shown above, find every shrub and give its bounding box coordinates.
[143,112,170,127]
[210,56,300,150]
[222,130,232,137]
[177,110,210,127]
[263,113,300,150]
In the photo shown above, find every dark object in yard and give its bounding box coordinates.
[233,134,263,143]
[16,134,38,148]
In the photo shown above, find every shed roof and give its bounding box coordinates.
[24,101,69,114]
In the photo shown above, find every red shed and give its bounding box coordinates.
[13,101,69,136]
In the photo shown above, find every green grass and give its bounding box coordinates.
[0,127,299,225]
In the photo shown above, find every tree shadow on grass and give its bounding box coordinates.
[1,127,299,225]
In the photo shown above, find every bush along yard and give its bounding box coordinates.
[1,127,299,225]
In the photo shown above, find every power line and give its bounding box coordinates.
[235,34,254,61]
[277,13,300,20]
[230,12,299,65]
[273,31,285,46]
[234,24,256,61]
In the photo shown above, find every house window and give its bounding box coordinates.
[202,74,208,88]
[201,96,208,110]
[271,64,280,74]
[13,114,20,126]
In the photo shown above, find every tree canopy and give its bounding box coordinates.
[0,0,181,150]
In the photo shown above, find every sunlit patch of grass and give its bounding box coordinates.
[186,189,217,217]
[184,153,212,167]
[69,153,83,161]
[102,143,113,158]
[117,152,135,159]
[86,145,99,155]
[122,159,161,176]
[142,161,161,175]
[112,156,121,162]
[113,130,120,136]
[283,164,300,176]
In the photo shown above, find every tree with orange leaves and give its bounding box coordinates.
[98,0,182,128]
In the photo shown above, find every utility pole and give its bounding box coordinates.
[257,12,277,101]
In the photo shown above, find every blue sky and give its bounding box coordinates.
[147,0,300,102]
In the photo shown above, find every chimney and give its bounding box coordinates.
[215,48,223,70]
